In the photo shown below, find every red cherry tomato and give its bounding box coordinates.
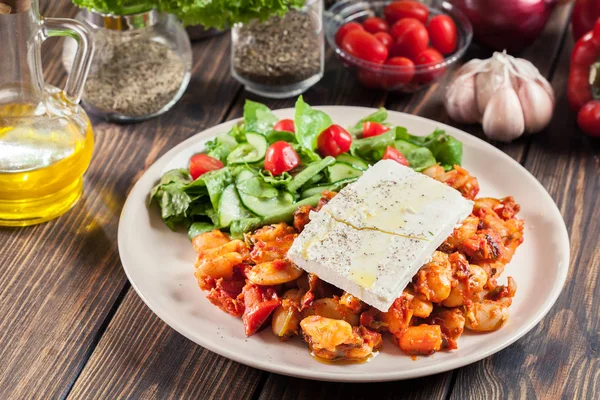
[341,30,389,64]
[427,15,457,55]
[335,22,364,46]
[382,146,409,166]
[374,31,394,49]
[384,56,415,88]
[384,0,429,25]
[577,100,600,137]
[317,125,353,157]
[273,118,295,132]
[362,121,390,138]
[357,68,384,89]
[189,154,224,180]
[363,17,389,34]
[264,141,301,176]
[390,18,429,60]
[414,47,445,83]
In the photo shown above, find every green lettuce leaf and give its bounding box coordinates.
[188,222,215,240]
[148,169,194,230]
[294,96,332,151]
[244,100,279,135]
[206,133,238,163]
[351,128,396,161]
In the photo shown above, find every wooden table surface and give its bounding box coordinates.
[2,1,599,399]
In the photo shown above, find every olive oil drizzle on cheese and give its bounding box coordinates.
[323,211,429,241]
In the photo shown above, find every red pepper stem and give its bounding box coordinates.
[590,62,600,100]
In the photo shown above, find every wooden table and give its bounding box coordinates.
[2,1,598,399]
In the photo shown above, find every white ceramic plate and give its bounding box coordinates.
[118,107,570,382]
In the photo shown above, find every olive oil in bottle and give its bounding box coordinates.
[0,103,94,226]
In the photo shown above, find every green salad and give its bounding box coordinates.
[149,96,463,239]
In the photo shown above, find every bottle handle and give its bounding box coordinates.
[41,18,94,105]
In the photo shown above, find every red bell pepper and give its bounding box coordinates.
[241,283,280,336]
[568,18,600,136]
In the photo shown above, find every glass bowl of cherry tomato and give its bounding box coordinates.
[325,0,472,92]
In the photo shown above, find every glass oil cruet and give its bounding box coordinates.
[0,0,95,226]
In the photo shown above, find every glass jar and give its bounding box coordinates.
[230,0,325,99]
[63,9,192,123]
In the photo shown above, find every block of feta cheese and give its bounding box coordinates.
[287,159,474,312]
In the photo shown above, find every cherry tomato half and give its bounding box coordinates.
[335,22,364,46]
[264,141,301,176]
[427,15,457,55]
[362,121,390,138]
[382,146,409,166]
[374,32,393,49]
[341,30,389,64]
[385,56,415,89]
[273,119,295,132]
[363,17,389,34]
[415,47,445,83]
[577,100,600,137]
[317,125,353,157]
[384,0,429,25]
[189,154,224,180]
[390,18,429,61]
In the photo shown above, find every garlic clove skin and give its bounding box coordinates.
[476,60,506,115]
[445,73,481,124]
[510,57,555,103]
[482,86,525,142]
[518,79,555,133]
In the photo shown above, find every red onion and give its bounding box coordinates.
[449,0,558,53]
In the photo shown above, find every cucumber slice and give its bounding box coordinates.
[327,162,363,183]
[287,156,336,193]
[238,188,295,217]
[304,172,324,188]
[335,153,369,170]
[300,177,358,199]
[236,168,279,198]
[226,132,267,165]
[218,184,253,228]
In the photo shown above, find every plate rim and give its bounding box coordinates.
[117,106,570,382]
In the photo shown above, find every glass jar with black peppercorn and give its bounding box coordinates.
[230,0,324,98]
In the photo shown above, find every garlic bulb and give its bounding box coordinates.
[444,51,555,142]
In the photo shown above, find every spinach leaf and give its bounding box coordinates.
[421,129,463,171]
[394,139,420,154]
[351,128,396,161]
[405,147,437,172]
[230,217,263,239]
[149,169,194,230]
[244,100,278,134]
[294,96,332,151]
[206,132,238,162]
[260,170,293,188]
[185,167,232,210]
[349,108,388,136]
[266,130,297,145]
[188,222,215,240]
[293,144,322,165]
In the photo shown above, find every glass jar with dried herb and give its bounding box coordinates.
[62,9,192,123]
[231,0,324,98]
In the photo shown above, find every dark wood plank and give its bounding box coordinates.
[0,3,243,399]
[67,291,263,400]
[450,23,600,400]
[259,373,452,400]
[257,4,575,400]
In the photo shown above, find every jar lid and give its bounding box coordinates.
[81,8,161,30]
